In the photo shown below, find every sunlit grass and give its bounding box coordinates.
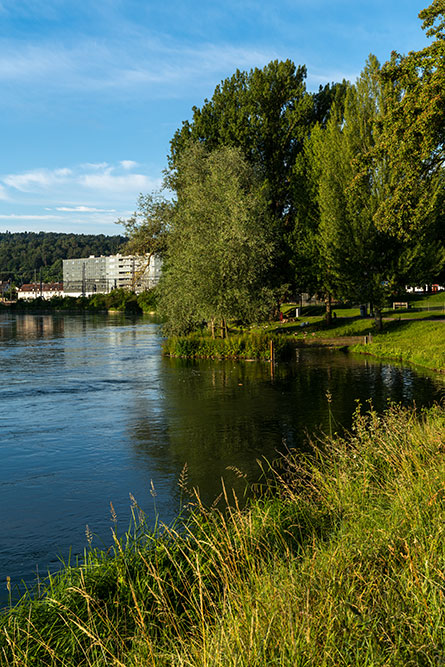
[1,403,444,666]
[352,319,445,372]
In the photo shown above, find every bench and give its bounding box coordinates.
[392,302,409,310]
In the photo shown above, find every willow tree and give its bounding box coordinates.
[159,144,276,336]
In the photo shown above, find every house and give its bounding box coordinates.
[17,282,64,300]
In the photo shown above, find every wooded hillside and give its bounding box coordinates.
[0,232,127,284]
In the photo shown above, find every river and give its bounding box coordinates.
[0,311,443,603]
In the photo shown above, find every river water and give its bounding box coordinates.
[0,312,443,602]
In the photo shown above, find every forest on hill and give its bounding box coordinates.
[0,231,127,284]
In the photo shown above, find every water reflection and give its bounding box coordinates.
[0,311,442,603]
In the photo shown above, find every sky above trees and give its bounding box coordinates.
[0,0,430,235]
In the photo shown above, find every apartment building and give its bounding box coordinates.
[62,254,162,296]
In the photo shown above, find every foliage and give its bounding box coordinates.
[0,231,127,284]
[374,1,445,239]
[136,287,158,312]
[117,194,172,288]
[311,54,444,327]
[170,60,318,290]
[159,144,276,335]
[1,403,444,665]
[6,289,153,314]
[105,288,142,313]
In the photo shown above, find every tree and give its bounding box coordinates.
[169,60,314,289]
[313,55,443,328]
[117,193,172,288]
[118,193,171,260]
[374,0,445,240]
[159,144,276,335]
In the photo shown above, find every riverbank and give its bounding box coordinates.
[164,317,445,372]
[1,402,443,665]
[1,288,158,315]
[351,319,445,372]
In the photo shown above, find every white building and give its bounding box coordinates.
[17,282,64,300]
[62,254,162,296]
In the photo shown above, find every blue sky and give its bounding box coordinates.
[0,0,431,236]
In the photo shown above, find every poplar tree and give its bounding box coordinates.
[375,0,445,240]
[314,55,443,329]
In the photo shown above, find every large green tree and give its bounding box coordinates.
[169,60,314,289]
[159,144,276,335]
[313,55,443,328]
[374,0,445,240]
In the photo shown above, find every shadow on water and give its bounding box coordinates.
[0,312,443,603]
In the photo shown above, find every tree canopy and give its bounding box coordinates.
[120,2,444,334]
[373,0,445,239]
[159,144,276,335]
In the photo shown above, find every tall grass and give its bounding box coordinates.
[162,332,294,361]
[1,403,444,665]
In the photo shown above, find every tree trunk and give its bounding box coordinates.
[325,293,332,326]
[374,307,383,331]
[220,319,226,339]
[210,319,215,339]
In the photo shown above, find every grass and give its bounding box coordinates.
[165,307,444,371]
[406,291,445,310]
[162,332,294,360]
[1,402,444,666]
[352,319,445,372]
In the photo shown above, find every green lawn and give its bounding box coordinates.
[406,290,445,309]
[352,319,445,372]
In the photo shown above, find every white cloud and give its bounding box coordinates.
[81,162,110,170]
[0,160,163,234]
[0,213,60,219]
[79,171,157,192]
[1,162,161,196]
[120,160,138,170]
[3,168,73,192]
[55,206,116,212]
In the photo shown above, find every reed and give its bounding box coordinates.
[162,332,294,361]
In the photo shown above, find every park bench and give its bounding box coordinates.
[392,301,409,310]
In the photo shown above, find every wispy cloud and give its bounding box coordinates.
[0,161,162,234]
[120,160,138,170]
[54,206,117,213]
[1,162,161,196]
[0,36,276,100]
[3,168,72,192]
[0,213,60,220]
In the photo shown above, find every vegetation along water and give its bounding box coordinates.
[1,2,444,663]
